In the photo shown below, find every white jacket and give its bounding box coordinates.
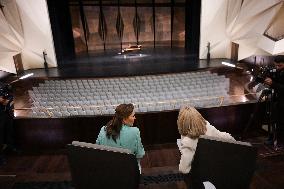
[178,121,235,174]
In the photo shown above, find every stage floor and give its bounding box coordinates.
[21,48,234,78]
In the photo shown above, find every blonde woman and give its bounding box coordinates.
[177,106,235,174]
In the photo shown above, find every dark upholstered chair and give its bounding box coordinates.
[189,136,257,189]
[0,175,16,189]
[67,141,140,189]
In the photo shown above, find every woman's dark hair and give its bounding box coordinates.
[106,103,134,142]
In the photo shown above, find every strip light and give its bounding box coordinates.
[19,73,34,80]
[221,62,236,68]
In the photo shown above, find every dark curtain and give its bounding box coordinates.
[185,0,201,57]
[46,0,75,66]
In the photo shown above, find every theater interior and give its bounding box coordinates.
[0,0,284,189]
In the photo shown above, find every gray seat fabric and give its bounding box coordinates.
[29,71,232,117]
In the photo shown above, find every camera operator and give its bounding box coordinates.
[0,90,15,166]
[264,61,284,144]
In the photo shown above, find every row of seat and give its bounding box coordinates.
[42,71,217,82]
[35,78,227,88]
[30,97,227,117]
[29,71,230,117]
[34,72,227,89]
[30,90,226,103]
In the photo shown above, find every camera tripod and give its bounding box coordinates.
[242,87,279,149]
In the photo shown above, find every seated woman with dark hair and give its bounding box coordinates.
[96,103,145,171]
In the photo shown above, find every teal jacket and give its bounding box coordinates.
[96,125,145,159]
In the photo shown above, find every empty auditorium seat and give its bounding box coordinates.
[29,71,232,117]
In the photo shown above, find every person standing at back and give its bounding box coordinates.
[264,60,284,144]
[96,103,145,171]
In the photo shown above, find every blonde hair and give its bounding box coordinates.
[177,106,207,139]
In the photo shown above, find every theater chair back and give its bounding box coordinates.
[67,141,140,189]
[190,136,257,189]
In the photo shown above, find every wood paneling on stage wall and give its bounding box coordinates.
[69,4,185,52]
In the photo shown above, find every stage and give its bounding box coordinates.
[21,48,231,78]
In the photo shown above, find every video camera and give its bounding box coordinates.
[0,73,34,101]
[0,83,12,99]
[255,65,278,84]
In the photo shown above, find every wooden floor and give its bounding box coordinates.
[1,135,284,189]
[19,49,225,78]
